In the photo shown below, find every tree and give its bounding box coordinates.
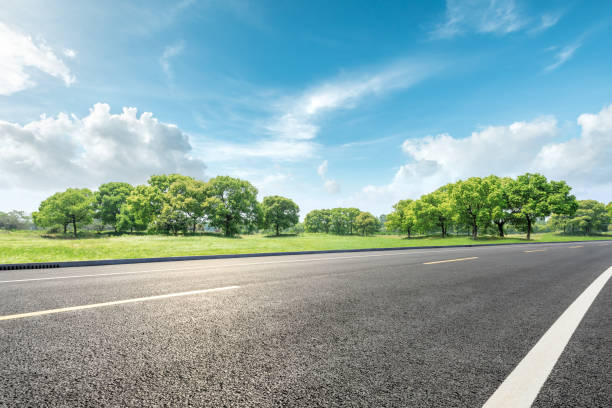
[386,199,416,238]
[304,209,331,233]
[486,176,514,237]
[415,186,454,237]
[169,178,207,233]
[345,207,361,235]
[567,200,610,234]
[94,182,134,232]
[451,177,494,239]
[507,173,577,240]
[33,188,94,237]
[355,211,379,236]
[261,195,300,235]
[0,211,32,230]
[330,208,349,234]
[202,176,259,236]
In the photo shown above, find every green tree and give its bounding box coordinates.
[330,208,349,234]
[385,199,416,238]
[202,176,259,236]
[415,186,454,237]
[345,207,361,235]
[261,195,300,236]
[169,178,207,233]
[94,182,134,232]
[486,176,514,237]
[507,173,577,240]
[355,211,379,236]
[304,209,331,233]
[33,188,94,237]
[567,200,610,234]
[0,211,32,230]
[451,177,494,239]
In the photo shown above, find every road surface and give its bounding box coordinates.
[1,242,611,407]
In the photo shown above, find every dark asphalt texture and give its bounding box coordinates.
[1,242,611,407]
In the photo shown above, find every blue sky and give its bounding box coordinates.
[1,0,612,216]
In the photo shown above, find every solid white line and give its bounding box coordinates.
[524,249,547,253]
[0,286,240,321]
[482,266,612,408]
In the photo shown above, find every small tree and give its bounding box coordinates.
[386,199,416,238]
[33,188,94,237]
[202,176,259,236]
[95,182,134,232]
[354,212,378,236]
[261,195,300,236]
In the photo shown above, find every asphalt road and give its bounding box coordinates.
[1,242,611,407]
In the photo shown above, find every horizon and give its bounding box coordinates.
[1,0,612,216]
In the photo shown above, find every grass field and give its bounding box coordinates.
[1,230,611,264]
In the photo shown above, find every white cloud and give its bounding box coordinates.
[324,180,340,194]
[0,103,206,190]
[531,12,562,33]
[63,48,77,58]
[160,41,185,79]
[431,0,525,39]
[317,160,328,177]
[199,59,439,164]
[361,105,612,213]
[0,22,75,95]
[431,1,563,39]
[267,60,435,141]
[545,43,580,71]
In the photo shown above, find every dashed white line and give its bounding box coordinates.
[482,265,612,408]
[0,286,240,321]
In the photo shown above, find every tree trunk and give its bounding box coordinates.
[72,217,77,238]
[497,222,505,237]
[472,224,478,240]
[407,229,411,239]
[276,224,280,236]
[526,216,532,240]
[63,223,67,234]
[225,218,230,236]
[193,219,197,233]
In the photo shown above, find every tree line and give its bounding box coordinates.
[304,208,380,236]
[18,172,612,239]
[32,175,300,237]
[383,173,610,239]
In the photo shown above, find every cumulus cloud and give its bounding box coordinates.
[361,104,612,212]
[0,22,75,95]
[63,48,77,58]
[0,103,206,190]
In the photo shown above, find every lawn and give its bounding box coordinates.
[1,230,611,264]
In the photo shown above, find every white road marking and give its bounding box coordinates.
[0,286,240,321]
[423,256,478,265]
[568,245,583,249]
[524,249,547,253]
[482,266,612,408]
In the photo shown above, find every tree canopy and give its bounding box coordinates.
[261,195,300,236]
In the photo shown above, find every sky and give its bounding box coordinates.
[1,0,612,217]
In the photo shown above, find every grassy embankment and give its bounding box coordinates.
[0,230,610,264]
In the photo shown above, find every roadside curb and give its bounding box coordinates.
[1,239,611,271]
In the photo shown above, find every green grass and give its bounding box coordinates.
[1,230,610,264]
